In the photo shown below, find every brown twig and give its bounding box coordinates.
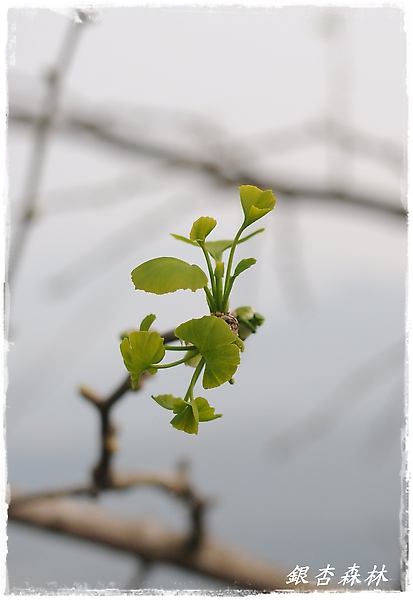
[9,467,207,507]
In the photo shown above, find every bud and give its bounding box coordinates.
[213,311,239,336]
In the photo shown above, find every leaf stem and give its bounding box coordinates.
[199,242,216,297]
[163,345,197,352]
[204,286,217,312]
[154,350,198,370]
[221,277,235,311]
[222,224,245,310]
[215,271,223,311]
[184,358,205,402]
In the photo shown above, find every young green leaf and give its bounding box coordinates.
[169,396,222,434]
[140,314,156,331]
[203,230,265,261]
[172,230,265,261]
[203,240,233,262]
[175,315,241,389]
[170,233,198,247]
[120,330,165,388]
[214,261,225,279]
[190,216,217,242]
[239,185,276,228]
[152,394,187,411]
[232,336,245,352]
[233,257,257,278]
[184,349,202,367]
[233,306,265,340]
[131,257,208,294]
[236,228,265,243]
[196,396,222,422]
[170,403,199,434]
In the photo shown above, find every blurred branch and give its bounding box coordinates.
[9,104,406,220]
[8,492,299,591]
[9,464,210,551]
[317,119,404,172]
[8,12,90,282]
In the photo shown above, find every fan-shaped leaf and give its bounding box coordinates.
[140,314,156,331]
[152,394,187,411]
[168,396,222,434]
[196,396,222,422]
[175,315,241,389]
[233,257,256,278]
[171,234,198,247]
[190,216,217,242]
[131,257,207,294]
[170,403,199,434]
[239,185,276,228]
[120,330,165,388]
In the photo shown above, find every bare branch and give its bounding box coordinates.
[9,463,210,550]
[8,492,302,591]
[9,467,207,508]
[244,118,404,173]
[8,15,88,282]
[9,105,406,220]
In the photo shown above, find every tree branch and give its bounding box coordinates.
[7,13,89,282]
[9,464,210,553]
[8,492,302,591]
[9,105,406,220]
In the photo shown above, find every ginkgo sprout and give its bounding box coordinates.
[120,185,276,434]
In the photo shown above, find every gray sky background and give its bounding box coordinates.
[2,0,409,593]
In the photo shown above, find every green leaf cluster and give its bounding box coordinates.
[232,306,265,340]
[152,394,221,435]
[120,185,276,434]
